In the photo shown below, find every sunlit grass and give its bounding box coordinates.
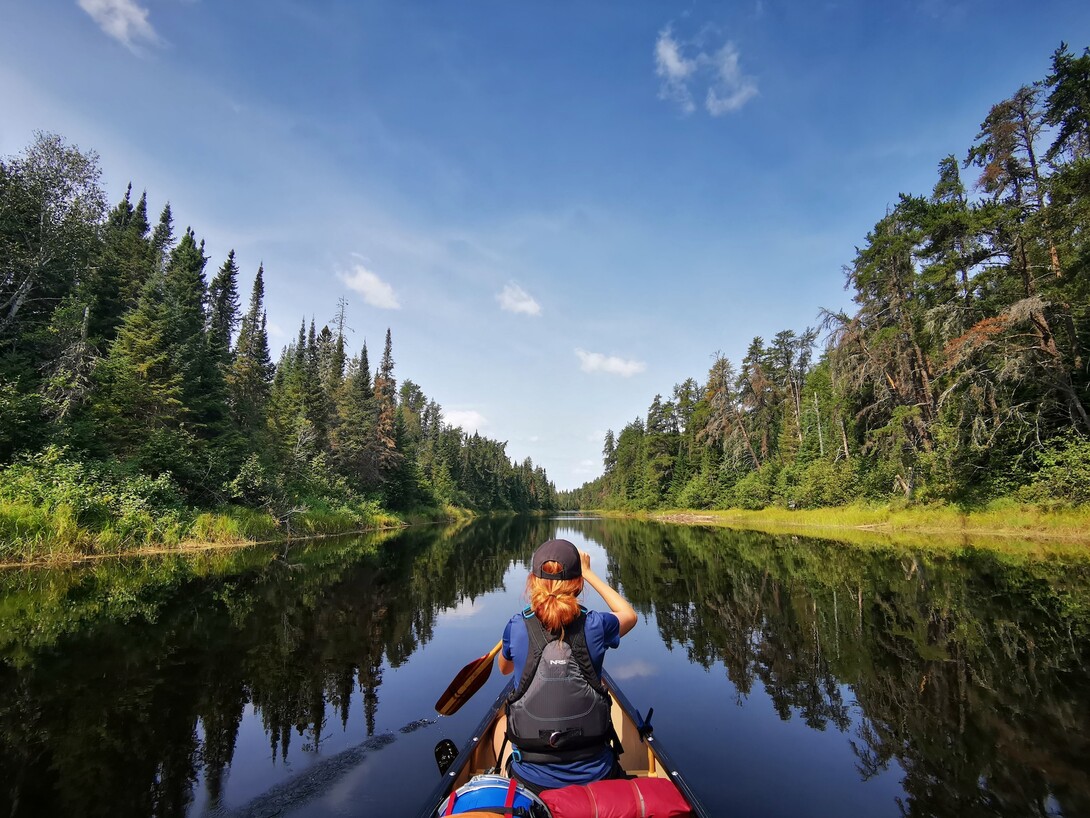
[188,507,280,543]
[0,501,94,562]
[0,495,422,566]
[630,501,1090,553]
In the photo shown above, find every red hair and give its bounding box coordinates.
[527,559,583,633]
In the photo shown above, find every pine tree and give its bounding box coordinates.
[82,183,152,346]
[163,229,215,430]
[150,203,174,273]
[369,329,402,486]
[207,250,240,371]
[1043,43,1090,163]
[228,264,273,439]
[267,320,312,461]
[96,264,184,456]
[195,250,240,447]
[303,319,331,454]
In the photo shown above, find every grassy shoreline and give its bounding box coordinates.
[597,502,1090,554]
[0,502,474,569]
[4,499,1088,568]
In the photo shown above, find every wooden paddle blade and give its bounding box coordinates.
[435,640,503,716]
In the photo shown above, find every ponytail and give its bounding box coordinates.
[526,569,583,633]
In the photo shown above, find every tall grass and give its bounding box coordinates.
[0,448,424,564]
[645,500,1090,551]
[188,508,280,543]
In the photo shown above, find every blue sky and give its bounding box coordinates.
[2,1,1088,490]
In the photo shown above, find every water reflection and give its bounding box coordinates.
[0,518,548,818]
[593,520,1090,818]
[1,517,1088,818]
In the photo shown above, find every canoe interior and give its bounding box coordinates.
[446,687,667,789]
[423,668,707,817]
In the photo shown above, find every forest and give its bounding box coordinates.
[0,139,557,557]
[561,44,1090,513]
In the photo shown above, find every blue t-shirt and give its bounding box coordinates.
[501,608,621,789]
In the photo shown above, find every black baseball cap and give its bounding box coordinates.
[532,539,581,580]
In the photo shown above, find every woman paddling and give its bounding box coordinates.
[496,538,638,794]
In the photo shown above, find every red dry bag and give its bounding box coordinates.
[540,777,693,818]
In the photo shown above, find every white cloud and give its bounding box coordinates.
[608,659,658,681]
[444,409,487,432]
[440,598,488,621]
[654,27,697,114]
[705,43,759,115]
[654,27,758,117]
[266,321,287,340]
[497,282,541,316]
[341,263,401,309]
[575,349,646,378]
[573,459,598,475]
[78,0,160,51]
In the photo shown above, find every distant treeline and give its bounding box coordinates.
[561,43,1090,512]
[0,136,557,537]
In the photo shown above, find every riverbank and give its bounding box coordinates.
[603,501,1090,554]
[0,501,474,569]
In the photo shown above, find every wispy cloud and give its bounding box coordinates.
[576,349,646,377]
[654,26,758,116]
[654,27,698,114]
[78,0,160,52]
[573,459,598,475]
[444,409,487,432]
[341,263,400,309]
[440,597,488,620]
[497,282,541,316]
[705,42,759,114]
[609,659,658,681]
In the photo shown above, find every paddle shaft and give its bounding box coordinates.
[435,640,504,716]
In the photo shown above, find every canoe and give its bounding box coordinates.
[418,668,709,817]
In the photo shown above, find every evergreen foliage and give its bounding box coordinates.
[0,134,557,551]
[560,44,1090,512]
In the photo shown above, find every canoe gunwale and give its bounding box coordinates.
[416,669,709,817]
[416,679,514,818]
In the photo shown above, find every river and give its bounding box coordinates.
[1,515,1088,817]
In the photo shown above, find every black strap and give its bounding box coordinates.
[564,616,606,695]
[510,613,551,702]
[508,611,606,703]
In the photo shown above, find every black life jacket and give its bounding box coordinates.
[505,609,613,764]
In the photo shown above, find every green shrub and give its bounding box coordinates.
[674,473,716,509]
[1020,433,1090,505]
[0,446,188,549]
[721,465,779,510]
[795,460,859,508]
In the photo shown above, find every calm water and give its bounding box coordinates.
[2,516,1089,818]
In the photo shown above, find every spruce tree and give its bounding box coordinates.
[163,229,215,430]
[369,328,402,488]
[96,264,184,457]
[228,265,273,439]
[207,250,240,370]
[150,203,174,272]
[332,343,376,484]
[303,319,330,453]
[81,183,152,346]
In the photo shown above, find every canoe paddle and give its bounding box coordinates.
[434,640,503,716]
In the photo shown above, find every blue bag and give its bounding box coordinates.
[437,774,550,817]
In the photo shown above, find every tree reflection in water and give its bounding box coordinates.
[595,519,1090,818]
[1,516,1088,818]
